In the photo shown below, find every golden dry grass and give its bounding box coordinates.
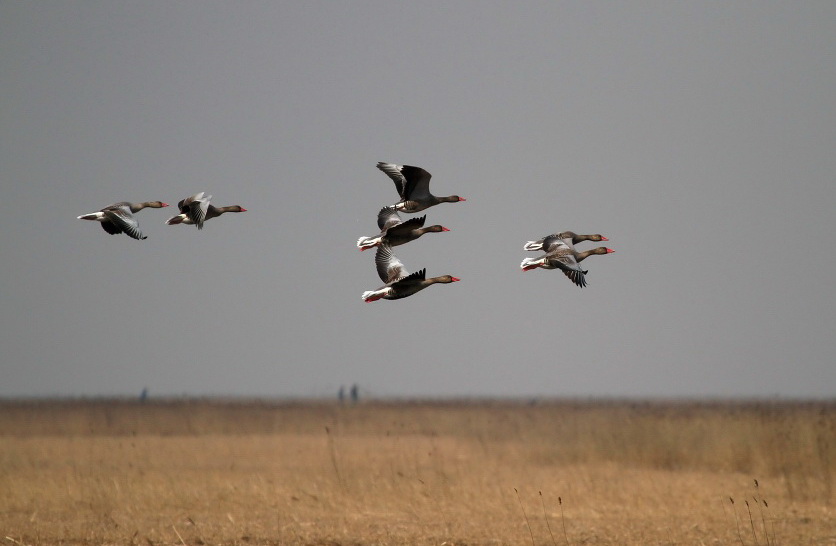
[1,399,834,545]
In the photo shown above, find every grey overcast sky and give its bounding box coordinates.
[2,2,834,399]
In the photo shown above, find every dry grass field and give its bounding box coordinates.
[1,399,834,545]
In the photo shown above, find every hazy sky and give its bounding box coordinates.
[2,2,835,399]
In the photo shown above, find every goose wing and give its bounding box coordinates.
[385,214,426,237]
[546,250,587,288]
[374,245,409,283]
[377,162,432,200]
[400,165,432,200]
[376,206,402,231]
[102,205,146,240]
[179,192,212,229]
[377,162,408,199]
[389,268,427,290]
[100,219,123,235]
[560,267,588,288]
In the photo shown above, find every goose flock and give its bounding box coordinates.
[360,163,463,302]
[77,164,613,296]
[77,192,247,239]
[520,231,614,288]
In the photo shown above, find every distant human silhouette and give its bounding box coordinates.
[139,388,149,403]
[350,384,359,404]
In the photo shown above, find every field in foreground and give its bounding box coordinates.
[1,399,834,545]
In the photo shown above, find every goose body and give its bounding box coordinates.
[362,245,459,302]
[357,206,449,251]
[524,231,608,252]
[377,162,465,213]
[77,200,169,240]
[166,204,246,226]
